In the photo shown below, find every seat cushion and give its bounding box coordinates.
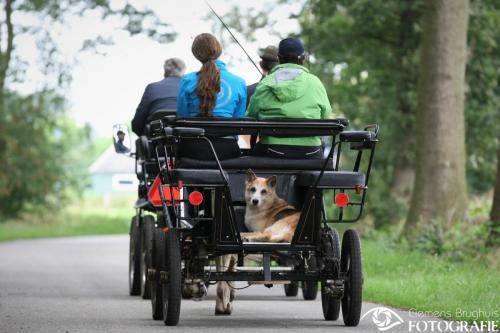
[296,171,365,187]
[170,169,228,185]
[177,156,332,171]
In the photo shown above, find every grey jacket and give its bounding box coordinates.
[132,76,181,135]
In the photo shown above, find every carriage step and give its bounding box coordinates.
[241,242,291,245]
[249,281,291,285]
[203,266,293,272]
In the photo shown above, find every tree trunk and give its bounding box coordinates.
[488,142,500,245]
[0,0,14,99]
[404,0,469,235]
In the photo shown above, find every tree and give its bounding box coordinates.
[0,0,176,217]
[302,0,423,197]
[296,0,424,227]
[405,0,470,235]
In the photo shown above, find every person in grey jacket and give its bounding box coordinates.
[131,58,186,135]
[246,45,279,107]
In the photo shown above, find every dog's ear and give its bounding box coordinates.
[267,175,277,189]
[246,169,257,183]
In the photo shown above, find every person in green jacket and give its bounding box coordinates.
[246,37,332,158]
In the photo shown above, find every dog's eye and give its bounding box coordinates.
[261,189,267,195]
[250,187,256,193]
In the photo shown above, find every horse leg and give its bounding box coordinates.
[215,254,237,315]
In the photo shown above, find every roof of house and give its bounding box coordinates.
[89,145,135,174]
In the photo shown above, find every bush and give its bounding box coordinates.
[0,91,91,218]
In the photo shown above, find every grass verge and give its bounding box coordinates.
[363,238,499,323]
[0,195,133,242]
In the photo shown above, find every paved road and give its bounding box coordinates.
[0,236,446,333]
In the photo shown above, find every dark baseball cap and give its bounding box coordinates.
[258,45,278,62]
[278,37,305,58]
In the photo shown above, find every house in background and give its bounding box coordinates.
[88,146,138,200]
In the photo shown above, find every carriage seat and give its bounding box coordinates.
[177,156,333,171]
[296,171,365,188]
[169,169,228,185]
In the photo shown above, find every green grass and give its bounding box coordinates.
[0,194,134,242]
[363,238,499,323]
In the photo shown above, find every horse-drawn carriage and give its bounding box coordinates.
[114,111,378,327]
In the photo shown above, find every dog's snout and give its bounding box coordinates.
[252,199,259,206]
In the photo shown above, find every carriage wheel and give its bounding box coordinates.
[341,229,363,327]
[283,282,298,297]
[302,255,318,300]
[162,229,182,326]
[140,215,154,300]
[150,228,164,320]
[321,227,341,321]
[129,216,141,296]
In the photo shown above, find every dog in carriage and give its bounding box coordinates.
[215,169,300,315]
[241,169,300,243]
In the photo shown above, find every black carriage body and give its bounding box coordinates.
[130,114,377,327]
[152,118,376,248]
[137,116,377,283]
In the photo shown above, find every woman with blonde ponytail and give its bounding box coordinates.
[177,33,247,159]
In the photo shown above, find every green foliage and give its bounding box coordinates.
[0,91,91,217]
[300,0,423,227]
[0,0,178,218]
[412,219,491,261]
[465,0,500,193]
[366,196,494,262]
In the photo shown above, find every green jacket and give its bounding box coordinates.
[246,63,332,146]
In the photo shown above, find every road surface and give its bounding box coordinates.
[0,236,446,333]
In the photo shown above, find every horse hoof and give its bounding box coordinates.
[215,309,232,315]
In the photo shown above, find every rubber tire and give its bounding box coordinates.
[284,282,299,297]
[321,228,341,321]
[129,216,141,296]
[341,229,363,327]
[150,228,164,320]
[162,229,182,326]
[302,255,318,300]
[140,216,154,300]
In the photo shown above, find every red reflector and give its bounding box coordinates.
[188,191,204,206]
[335,193,349,207]
[147,176,181,207]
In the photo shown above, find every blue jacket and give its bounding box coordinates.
[177,60,246,118]
[132,76,181,135]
